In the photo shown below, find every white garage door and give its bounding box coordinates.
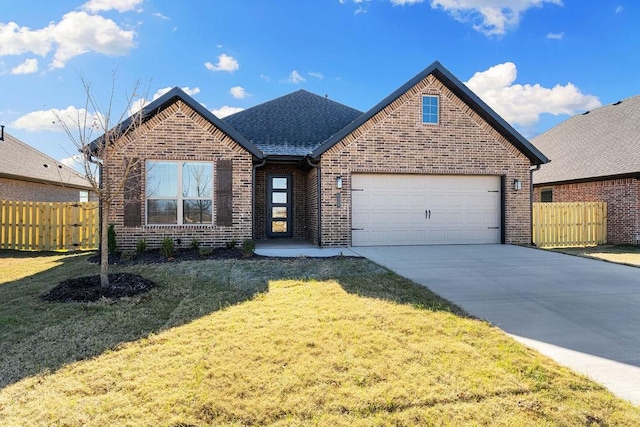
[351,174,501,246]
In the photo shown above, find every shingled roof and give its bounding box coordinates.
[223,90,363,156]
[0,132,92,189]
[533,94,640,185]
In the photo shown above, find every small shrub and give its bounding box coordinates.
[199,247,214,257]
[242,239,255,258]
[107,224,117,254]
[190,238,200,250]
[161,237,175,259]
[136,238,147,254]
[121,251,136,260]
[226,239,238,250]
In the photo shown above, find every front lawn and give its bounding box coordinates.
[550,245,640,267]
[1,251,638,425]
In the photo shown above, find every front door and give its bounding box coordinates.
[267,174,292,237]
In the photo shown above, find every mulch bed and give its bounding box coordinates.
[43,248,254,303]
[42,273,156,303]
[89,248,253,266]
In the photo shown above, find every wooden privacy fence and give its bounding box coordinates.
[533,202,607,248]
[0,201,99,251]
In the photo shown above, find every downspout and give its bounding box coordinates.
[252,158,267,241]
[306,157,322,247]
[530,164,542,246]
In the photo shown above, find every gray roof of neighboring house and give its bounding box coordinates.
[533,94,640,185]
[0,132,92,189]
[223,90,363,156]
[312,61,549,166]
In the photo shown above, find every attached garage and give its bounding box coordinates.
[351,174,501,246]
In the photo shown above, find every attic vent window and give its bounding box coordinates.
[43,164,49,168]
[422,95,439,125]
[582,111,590,115]
[613,100,622,105]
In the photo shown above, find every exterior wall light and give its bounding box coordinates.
[513,179,522,191]
[336,176,343,189]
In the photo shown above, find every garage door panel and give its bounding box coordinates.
[352,174,500,246]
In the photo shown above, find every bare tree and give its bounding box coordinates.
[55,73,148,288]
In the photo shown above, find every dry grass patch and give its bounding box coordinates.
[550,245,640,267]
[0,253,639,425]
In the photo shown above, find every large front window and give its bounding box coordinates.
[146,161,213,225]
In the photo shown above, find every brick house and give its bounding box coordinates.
[0,132,93,202]
[101,61,548,250]
[532,94,640,245]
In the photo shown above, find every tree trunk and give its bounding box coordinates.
[100,202,110,288]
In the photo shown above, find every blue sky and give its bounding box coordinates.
[1,0,638,167]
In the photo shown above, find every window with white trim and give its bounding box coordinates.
[146,161,213,225]
[422,95,439,124]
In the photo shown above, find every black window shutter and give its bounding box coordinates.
[216,160,233,226]
[123,158,142,227]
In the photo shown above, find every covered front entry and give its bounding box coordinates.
[351,174,501,246]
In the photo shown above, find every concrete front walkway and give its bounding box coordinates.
[255,240,360,258]
[351,244,640,405]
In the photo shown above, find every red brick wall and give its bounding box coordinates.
[0,177,87,202]
[107,100,254,251]
[534,178,640,245]
[305,167,319,245]
[319,74,533,247]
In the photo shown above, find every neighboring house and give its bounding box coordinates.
[100,61,548,250]
[0,132,93,202]
[532,94,640,245]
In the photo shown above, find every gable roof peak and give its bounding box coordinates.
[90,86,263,158]
[311,60,548,165]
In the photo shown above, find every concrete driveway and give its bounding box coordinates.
[351,244,640,405]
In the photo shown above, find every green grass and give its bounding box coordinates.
[1,251,639,426]
[550,245,640,267]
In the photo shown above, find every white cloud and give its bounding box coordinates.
[230,86,249,99]
[308,72,324,79]
[0,11,136,69]
[50,12,136,69]
[615,5,624,13]
[341,0,372,14]
[82,0,144,13]
[153,12,170,20]
[546,32,563,40]
[428,0,563,36]
[465,62,601,127]
[11,105,103,132]
[0,22,52,56]
[211,106,244,118]
[288,70,306,84]
[260,74,270,82]
[204,53,239,72]
[10,58,38,74]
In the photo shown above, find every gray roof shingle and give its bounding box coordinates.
[0,132,92,189]
[223,90,363,156]
[533,94,640,184]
